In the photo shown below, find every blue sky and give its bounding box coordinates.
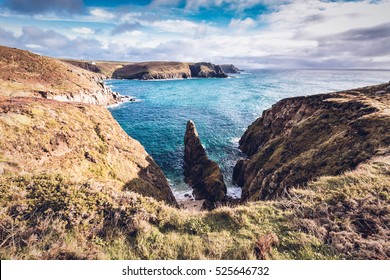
[0,0,390,68]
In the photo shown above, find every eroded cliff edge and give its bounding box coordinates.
[234,82,390,201]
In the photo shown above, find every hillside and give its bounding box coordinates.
[0,97,177,206]
[0,45,388,260]
[1,148,387,259]
[0,86,388,260]
[234,82,390,201]
[61,59,129,78]
[112,61,227,80]
[0,46,120,106]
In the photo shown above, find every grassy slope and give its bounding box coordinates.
[1,155,388,259]
[0,97,176,206]
[61,59,129,78]
[0,46,118,105]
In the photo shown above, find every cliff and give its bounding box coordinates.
[184,120,227,208]
[0,46,121,106]
[189,62,227,78]
[112,61,227,80]
[233,82,390,201]
[219,64,240,74]
[61,59,129,78]
[0,97,177,206]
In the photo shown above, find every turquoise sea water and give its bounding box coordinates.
[107,69,390,198]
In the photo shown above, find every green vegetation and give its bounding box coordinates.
[0,46,387,260]
[283,156,390,259]
[2,154,388,260]
[0,172,339,260]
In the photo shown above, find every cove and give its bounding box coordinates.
[107,69,390,198]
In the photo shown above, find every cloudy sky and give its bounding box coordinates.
[0,0,389,68]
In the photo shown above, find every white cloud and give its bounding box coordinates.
[229,18,256,30]
[71,27,94,35]
[147,19,200,33]
[1,0,390,69]
[263,0,390,37]
[89,8,115,20]
[25,43,43,49]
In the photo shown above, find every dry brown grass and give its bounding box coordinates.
[0,46,119,105]
[279,155,390,259]
[0,97,176,206]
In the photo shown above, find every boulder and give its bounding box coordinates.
[184,120,227,207]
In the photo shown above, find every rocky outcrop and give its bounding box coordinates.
[112,61,227,80]
[0,46,121,106]
[0,97,177,207]
[184,120,227,207]
[219,64,240,74]
[233,83,390,201]
[189,62,228,78]
[112,62,191,80]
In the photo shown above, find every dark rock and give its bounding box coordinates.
[84,151,96,163]
[189,62,228,78]
[184,120,227,206]
[219,64,240,74]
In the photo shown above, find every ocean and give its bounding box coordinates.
[106,69,390,199]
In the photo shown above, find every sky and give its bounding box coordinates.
[0,0,389,69]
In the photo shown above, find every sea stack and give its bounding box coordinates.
[184,120,227,208]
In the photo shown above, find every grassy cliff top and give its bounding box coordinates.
[0,46,112,102]
[61,59,130,78]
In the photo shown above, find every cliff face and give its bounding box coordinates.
[189,62,227,78]
[234,82,390,201]
[184,120,227,206]
[0,97,177,206]
[0,46,121,106]
[219,64,240,74]
[112,61,227,80]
